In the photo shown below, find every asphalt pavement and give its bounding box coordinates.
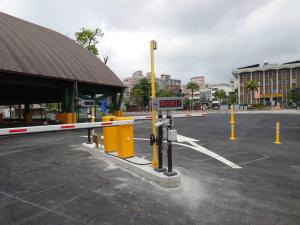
[0,113,299,225]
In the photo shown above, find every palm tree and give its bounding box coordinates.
[213,89,226,103]
[186,81,199,110]
[246,80,259,104]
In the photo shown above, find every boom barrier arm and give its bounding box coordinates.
[0,120,134,136]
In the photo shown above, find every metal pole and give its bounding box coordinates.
[150,40,158,168]
[87,107,93,144]
[87,128,92,144]
[164,111,177,176]
[155,112,166,172]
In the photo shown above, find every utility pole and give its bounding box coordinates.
[150,40,158,168]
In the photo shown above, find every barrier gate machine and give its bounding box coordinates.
[150,97,184,176]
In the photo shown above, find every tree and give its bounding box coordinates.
[186,82,199,110]
[130,78,151,107]
[287,89,300,105]
[75,28,109,64]
[213,89,226,103]
[157,89,173,97]
[228,93,236,105]
[131,88,144,106]
[246,80,259,104]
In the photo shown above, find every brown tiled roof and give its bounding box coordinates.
[0,12,125,88]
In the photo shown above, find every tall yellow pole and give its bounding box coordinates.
[150,40,158,168]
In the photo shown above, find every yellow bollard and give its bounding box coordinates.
[103,116,117,153]
[274,121,281,144]
[230,123,235,140]
[115,117,135,158]
[230,104,235,124]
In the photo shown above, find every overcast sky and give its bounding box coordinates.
[1,0,300,84]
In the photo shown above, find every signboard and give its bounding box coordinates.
[101,99,107,112]
[82,100,95,107]
[75,97,95,108]
[260,93,283,98]
[156,97,184,111]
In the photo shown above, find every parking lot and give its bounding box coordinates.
[0,113,299,225]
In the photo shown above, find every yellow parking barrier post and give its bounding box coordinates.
[229,104,235,140]
[116,117,135,158]
[230,104,235,124]
[230,123,235,140]
[274,121,281,144]
[103,116,117,153]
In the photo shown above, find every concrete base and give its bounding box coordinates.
[81,143,181,188]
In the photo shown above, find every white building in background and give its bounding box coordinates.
[211,85,234,96]
[197,84,235,103]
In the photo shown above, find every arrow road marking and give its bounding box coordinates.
[134,136,242,169]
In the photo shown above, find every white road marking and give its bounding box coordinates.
[238,155,269,166]
[134,137,242,169]
[177,134,199,142]
[197,151,244,162]
[174,141,242,169]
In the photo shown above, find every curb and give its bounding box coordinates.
[81,143,181,188]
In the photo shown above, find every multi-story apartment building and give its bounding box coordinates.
[232,60,300,105]
[123,71,182,101]
[191,76,205,89]
[123,70,144,101]
[147,73,181,96]
[161,74,181,96]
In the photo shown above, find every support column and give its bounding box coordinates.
[276,69,279,106]
[24,103,32,123]
[40,104,43,120]
[18,104,22,119]
[263,70,266,105]
[238,73,241,105]
[276,69,279,94]
[9,105,12,119]
[112,93,123,116]
[91,94,96,122]
[114,92,124,117]
[290,68,293,89]
[250,72,253,104]
[57,86,76,124]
